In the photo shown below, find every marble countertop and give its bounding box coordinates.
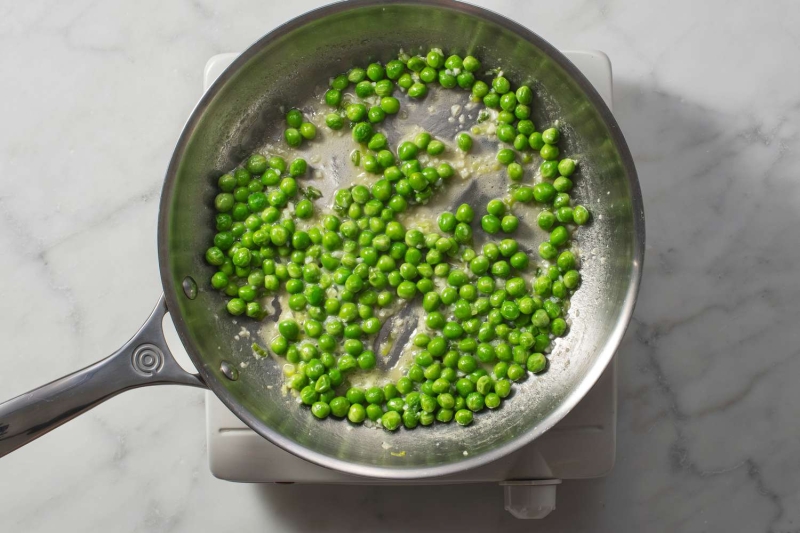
[2,1,798,531]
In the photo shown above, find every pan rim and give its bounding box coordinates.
[157,0,645,480]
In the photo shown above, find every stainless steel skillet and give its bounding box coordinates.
[0,0,644,480]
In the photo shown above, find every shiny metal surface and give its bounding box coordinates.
[159,0,644,478]
[0,297,205,458]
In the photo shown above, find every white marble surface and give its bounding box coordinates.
[1,1,799,531]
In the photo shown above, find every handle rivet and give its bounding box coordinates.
[220,361,239,381]
[182,276,198,300]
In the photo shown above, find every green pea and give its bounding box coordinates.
[507,363,525,382]
[541,160,560,179]
[497,123,516,143]
[421,49,441,68]
[269,335,290,357]
[489,259,510,279]
[458,54,478,71]
[455,409,474,426]
[563,269,581,289]
[214,192,235,213]
[498,239,517,258]
[418,139,444,158]
[309,401,330,419]
[528,132,545,150]
[501,215,519,233]
[533,182,557,203]
[210,271,229,290]
[573,205,590,225]
[476,374,494,395]
[537,210,556,230]
[217,173,236,193]
[396,141,418,161]
[492,76,510,94]
[360,403,381,422]
[352,122,373,144]
[554,176,573,192]
[454,222,472,244]
[515,104,531,120]
[522,352,546,374]
[439,70,458,89]
[371,99,398,120]
[533,276,552,297]
[497,110,515,124]
[409,171,429,192]
[284,128,302,147]
[356,350,376,370]
[299,384,319,406]
[408,82,428,98]
[489,379,509,399]
[513,135,529,151]
[419,66,437,83]
[404,364,425,386]
[540,143,560,161]
[225,297,245,316]
[453,377,473,398]
[457,71,475,89]
[385,59,405,79]
[436,54,460,71]
[512,84,532,104]
[449,205,473,226]
[539,241,558,260]
[396,280,416,300]
[427,336,447,357]
[513,118,533,136]
[456,132,473,152]
[500,92,517,111]
[324,88,343,107]
[496,149,515,165]
[298,122,316,141]
[447,269,468,287]
[423,362,442,381]
[542,127,560,144]
[464,391,484,412]
[397,72,413,89]
[556,158,576,176]
[285,108,303,128]
[550,193,568,210]
[482,393,499,409]
[206,246,226,266]
[324,396,348,418]
[362,132,386,153]
[476,214,498,235]
[554,252,575,273]
[370,152,392,171]
[505,252,526,272]
[556,206,574,224]
[360,62,382,81]
[346,66,366,83]
[550,226,570,247]
[373,384,396,405]
[551,318,567,337]
[472,80,489,100]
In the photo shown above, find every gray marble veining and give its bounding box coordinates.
[1,0,799,531]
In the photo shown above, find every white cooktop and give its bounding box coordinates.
[202,50,616,519]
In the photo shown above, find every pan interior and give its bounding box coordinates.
[160,1,641,477]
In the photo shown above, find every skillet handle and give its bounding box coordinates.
[0,295,206,458]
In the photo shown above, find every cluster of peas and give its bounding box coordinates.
[205,154,320,319]
[284,109,317,148]
[204,48,590,431]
